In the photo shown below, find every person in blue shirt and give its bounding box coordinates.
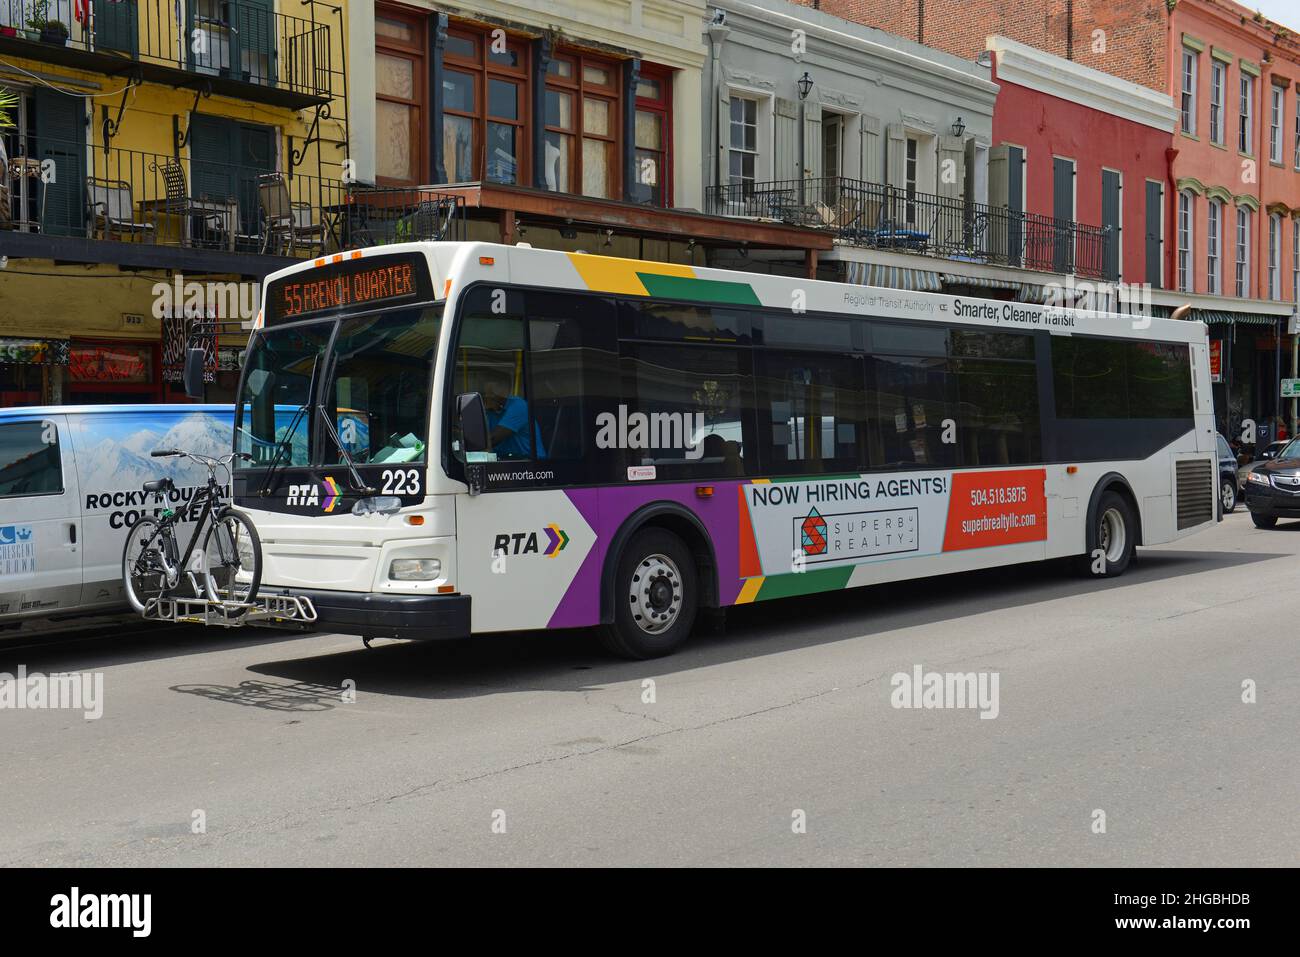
[483,370,546,459]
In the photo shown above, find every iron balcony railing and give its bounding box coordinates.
[0,0,336,101]
[1,134,464,257]
[706,176,1115,280]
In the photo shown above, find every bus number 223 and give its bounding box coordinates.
[382,469,421,496]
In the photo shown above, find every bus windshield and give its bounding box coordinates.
[235,304,442,469]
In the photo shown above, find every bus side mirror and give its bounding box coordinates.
[457,392,490,453]
[182,347,206,399]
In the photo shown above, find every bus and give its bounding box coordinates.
[229,242,1217,658]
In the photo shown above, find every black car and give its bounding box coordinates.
[1243,437,1300,527]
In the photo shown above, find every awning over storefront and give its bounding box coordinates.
[846,261,943,291]
[1151,304,1282,325]
[940,273,1021,290]
[0,337,70,366]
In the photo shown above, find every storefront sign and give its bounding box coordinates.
[69,343,153,384]
[162,312,217,384]
[1282,379,1300,399]
[1209,340,1222,383]
[0,337,70,366]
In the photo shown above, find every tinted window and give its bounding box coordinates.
[1053,337,1192,419]
[451,287,538,461]
[868,354,958,469]
[0,420,63,497]
[528,293,619,467]
[950,357,1041,466]
[620,299,750,343]
[755,352,866,475]
[619,343,755,479]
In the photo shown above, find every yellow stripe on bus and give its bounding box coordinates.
[736,577,765,604]
[566,252,694,296]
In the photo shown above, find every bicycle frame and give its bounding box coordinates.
[132,461,235,592]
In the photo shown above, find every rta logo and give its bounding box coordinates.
[493,525,568,558]
[287,483,319,507]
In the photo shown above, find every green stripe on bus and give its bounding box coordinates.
[755,566,854,601]
[637,273,763,306]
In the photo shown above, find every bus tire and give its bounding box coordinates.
[1079,490,1136,578]
[1251,512,1278,529]
[598,528,698,659]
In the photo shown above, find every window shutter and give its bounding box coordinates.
[801,101,822,182]
[774,98,799,182]
[884,122,906,189]
[937,134,964,200]
[860,115,880,182]
[34,89,86,237]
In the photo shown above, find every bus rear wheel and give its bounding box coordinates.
[599,528,698,659]
[1079,490,1136,578]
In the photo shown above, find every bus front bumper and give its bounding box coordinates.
[276,588,471,641]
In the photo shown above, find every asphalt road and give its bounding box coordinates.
[2,509,1296,867]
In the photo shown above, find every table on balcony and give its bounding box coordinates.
[137,196,238,251]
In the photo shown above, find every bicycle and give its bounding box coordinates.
[121,448,263,616]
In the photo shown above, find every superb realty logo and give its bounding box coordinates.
[50,887,151,937]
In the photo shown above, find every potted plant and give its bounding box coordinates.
[39,19,67,44]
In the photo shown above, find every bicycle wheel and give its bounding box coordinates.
[202,509,262,607]
[122,517,169,614]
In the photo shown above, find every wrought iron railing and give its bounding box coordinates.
[0,0,336,99]
[0,134,464,256]
[705,176,1114,280]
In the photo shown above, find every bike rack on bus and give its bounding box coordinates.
[142,594,318,629]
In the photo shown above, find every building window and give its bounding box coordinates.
[375,9,426,186]
[633,69,671,207]
[1180,49,1198,135]
[1177,190,1194,292]
[1236,207,1252,298]
[545,53,620,199]
[1268,212,1282,300]
[1293,220,1299,303]
[1270,85,1285,164]
[1210,60,1225,145]
[905,136,919,225]
[727,96,758,192]
[1294,95,1300,169]
[442,27,529,185]
[1239,73,1254,154]
[1207,198,1222,296]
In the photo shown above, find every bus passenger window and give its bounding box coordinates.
[452,289,539,461]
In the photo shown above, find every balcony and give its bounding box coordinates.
[0,135,465,273]
[706,177,1115,281]
[0,0,338,109]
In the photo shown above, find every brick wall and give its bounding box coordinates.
[789,0,1169,92]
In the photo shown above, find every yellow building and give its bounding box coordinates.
[0,0,349,403]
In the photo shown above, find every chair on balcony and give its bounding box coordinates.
[257,172,324,256]
[86,178,154,241]
[150,159,234,249]
[392,197,458,243]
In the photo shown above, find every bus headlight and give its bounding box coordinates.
[390,558,441,581]
[354,496,402,515]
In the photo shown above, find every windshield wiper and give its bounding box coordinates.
[257,351,321,497]
[316,405,377,496]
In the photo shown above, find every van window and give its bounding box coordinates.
[0,420,63,497]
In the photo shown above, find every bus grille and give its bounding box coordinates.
[1176,459,1214,529]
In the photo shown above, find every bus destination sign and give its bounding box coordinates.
[266,252,434,324]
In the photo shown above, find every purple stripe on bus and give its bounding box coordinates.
[546,482,747,629]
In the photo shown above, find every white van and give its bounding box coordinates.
[0,404,234,625]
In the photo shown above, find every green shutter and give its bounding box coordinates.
[96,0,139,56]
[235,0,277,87]
[35,89,86,238]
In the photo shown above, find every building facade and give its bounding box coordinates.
[0,0,350,404]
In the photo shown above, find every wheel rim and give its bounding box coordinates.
[1222,481,1235,511]
[205,517,256,602]
[1099,507,1126,565]
[628,553,683,635]
[124,521,166,612]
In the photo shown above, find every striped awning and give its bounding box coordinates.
[846,261,943,292]
[940,273,1021,290]
[1195,309,1279,325]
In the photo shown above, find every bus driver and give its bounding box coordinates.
[482,369,546,459]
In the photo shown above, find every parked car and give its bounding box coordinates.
[1216,432,1239,513]
[1238,440,1288,491]
[0,404,235,626]
[1242,437,1300,528]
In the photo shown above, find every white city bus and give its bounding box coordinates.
[230,242,1217,658]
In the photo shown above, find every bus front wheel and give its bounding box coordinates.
[599,528,698,659]
[1079,490,1136,578]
